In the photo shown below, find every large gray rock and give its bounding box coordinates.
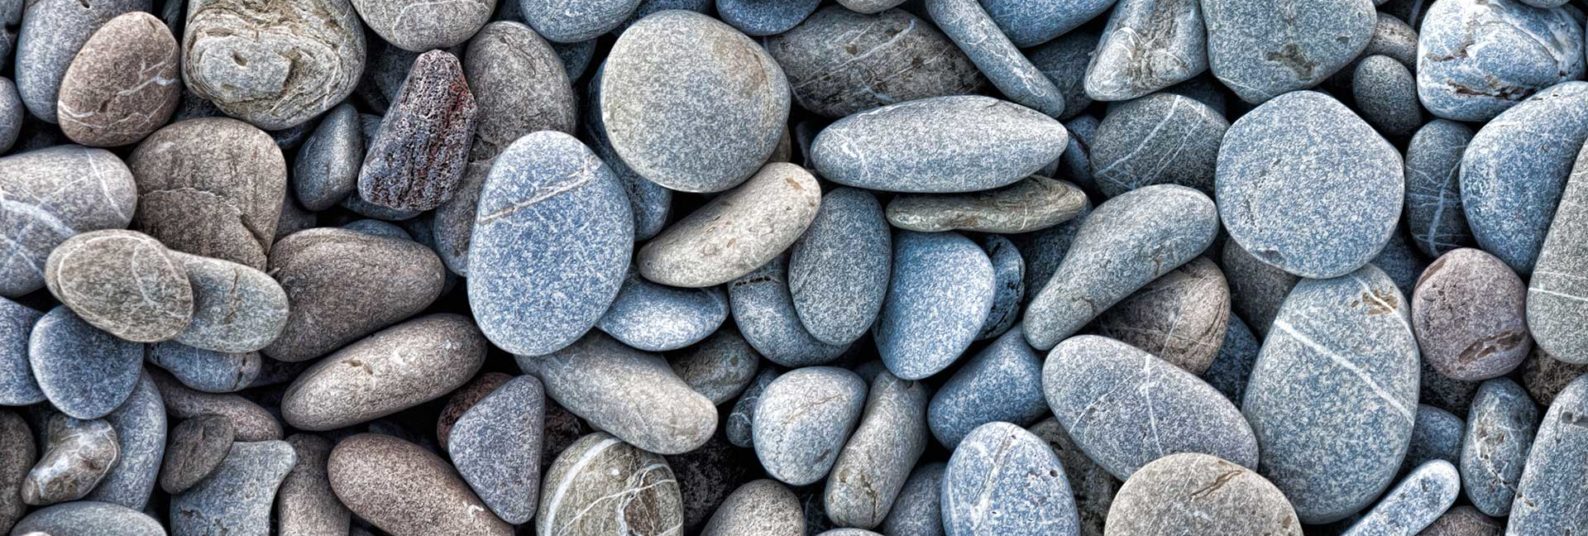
[0,146,137,298]
[637,163,821,288]
[536,433,682,536]
[449,375,544,525]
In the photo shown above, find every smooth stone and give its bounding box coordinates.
[1460,378,1537,516]
[601,10,789,193]
[942,422,1079,536]
[29,307,143,420]
[876,231,994,380]
[928,0,1066,116]
[1104,452,1301,535]
[1416,0,1584,122]
[519,0,637,42]
[339,219,410,240]
[1462,81,1588,273]
[1508,374,1588,534]
[0,0,15,70]
[1204,315,1261,404]
[170,252,288,353]
[886,176,1086,233]
[1221,239,1299,336]
[352,0,489,51]
[582,69,672,242]
[55,12,178,146]
[928,327,1046,448]
[1521,348,1588,406]
[277,434,348,536]
[1404,119,1476,257]
[282,314,486,431]
[752,367,866,486]
[158,415,233,494]
[357,50,478,212]
[552,39,595,80]
[435,372,511,449]
[1091,92,1227,198]
[43,230,191,343]
[0,411,30,533]
[1201,0,1375,103]
[1085,0,1207,101]
[22,415,118,506]
[291,103,361,211]
[788,187,891,346]
[981,0,1113,48]
[837,0,905,13]
[726,369,779,448]
[329,433,511,536]
[0,300,43,406]
[717,0,818,36]
[1094,256,1230,374]
[467,131,632,356]
[1243,265,1420,524]
[668,434,757,531]
[766,7,985,118]
[521,332,717,455]
[148,369,280,441]
[14,0,150,122]
[977,235,1024,340]
[1028,31,1100,121]
[1011,197,1092,307]
[262,228,445,362]
[703,479,803,536]
[84,372,162,510]
[1023,185,1218,350]
[813,95,1066,193]
[450,375,544,524]
[596,274,726,352]
[1529,136,1588,363]
[0,80,18,152]
[170,440,294,536]
[1401,405,1464,476]
[429,162,485,276]
[536,433,682,534]
[638,163,821,288]
[1341,460,1460,536]
[1412,248,1530,380]
[11,501,164,536]
[1418,506,1503,536]
[1367,12,1418,65]
[148,344,259,394]
[880,462,944,536]
[128,118,286,270]
[825,372,929,529]
[1353,55,1422,138]
[0,146,136,298]
[1216,90,1403,279]
[728,256,851,367]
[464,21,575,163]
[670,328,761,405]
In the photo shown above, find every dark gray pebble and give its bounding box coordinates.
[1094,256,1230,374]
[292,103,362,211]
[1091,92,1227,198]
[450,375,544,524]
[875,231,994,380]
[729,257,850,367]
[788,188,892,346]
[1404,119,1475,257]
[158,415,233,494]
[357,50,478,212]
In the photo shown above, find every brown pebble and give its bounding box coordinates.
[1412,248,1531,381]
[357,50,478,212]
[55,12,178,147]
[1417,505,1502,536]
[43,229,193,343]
[1520,347,1588,407]
[1094,257,1230,374]
[159,415,234,494]
[328,433,511,536]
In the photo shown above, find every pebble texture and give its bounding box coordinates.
[753,367,867,486]
[1028,418,1120,536]
[1460,378,1537,516]
[876,231,994,380]
[1402,405,1464,476]
[537,432,683,536]
[14,0,150,123]
[597,274,728,351]
[1416,0,1584,122]
[463,21,576,163]
[825,372,929,529]
[11,501,165,536]
[1353,55,1422,138]
[22,415,119,506]
[85,372,163,510]
[29,307,144,420]
[638,163,821,288]
[1221,240,1299,336]
[1521,348,1588,406]
[1085,0,1208,101]
[928,327,1047,448]
[977,235,1024,340]
[880,462,944,536]
[0,411,30,532]
[1095,257,1230,374]
[1204,315,1261,404]
[1404,119,1475,257]
[703,479,804,536]
[942,422,1079,536]
[149,369,282,441]
[56,12,179,147]
[149,344,262,393]
[1104,453,1301,536]
[788,188,891,346]
[1091,92,1227,198]
[0,80,18,152]
[43,230,192,343]
[1412,248,1530,381]
[1030,31,1103,121]
[1201,0,1375,104]
[886,176,1087,234]
[277,434,349,536]
[670,328,760,405]
[358,50,478,212]
[1529,139,1588,363]
[1341,460,1460,536]
[351,0,490,51]
[450,375,545,524]
[727,369,778,448]
[1509,374,1588,534]
[436,373,511,449]
[159,415,234,494]
[926,0,1065,117]
[582,71,672,243]
[717,0,819,36]
[0,146,137,298]
[520,0,638,42]
[1419,506,1503,536]
[329,433,511,536]
[170,440,296,536]
[293,103,361,211]
[171,251,289,353]
[728,257,851,367]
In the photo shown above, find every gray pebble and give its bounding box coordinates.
[29,307,143,420]
[11,501,164,536]
[328,433,511,536]
[1220,239,1298,336]
[274,196,317,241]
[880,462,944,536]
[1365,12,1418,68]
[551,39,595,80]
[464,21,575,163]
[788,187,891,347]
[339,219,409,240]
[1404,119,1475,257]
[727,369,779,448]
[0,299,43,406]
[638,163,821,288]
[1401,405,1464,477]
[886,176,1087,234]
[0,146,137,298]
[450,375,544,524]
[1418,506,1503,536]
[520,0,637,42]
[1203,315,1261,404]
[1028,30,1100,121]
[1091,92,1227,198]
[435,372,511,450]
[942,422,1079,536]
[292,103,362,211]
[670,327,761,405]
[1011,199,1091,307]
[928,327,1046,448]
[716,0,818,36]
[1342,460,1461,536]
[752,366,866,486]
[837,0,905,13]
[582,69,672,242]
[0,411,31,533]
[1528,134,1588,363]
[1509,374,1588,534]
[876,231,994,380]
[825,372,929,529]
[1521,347,1588,406]
[277,434,349,536]
[352,0,491,51]
[0,79,19,153]
[1416,0,1584,122]
[1352,55,1421,138]
[148,369,280,441]
[1095,256,1230,374]
[1085,0,1208,101]
[171,252,288,354]
[1460,378,1538,516]
[1105,452,1301,535]
[926,0,1065,117]
[84,372,163,510]
[14,0,150,123]
[597,274,727,352]
[1412,248,1530,380]
[55,12,180,147]
[147,344,261,394]
[1201,0,1375,104]
[170,440,294,536]
[428,161,485,276]
[703,479,804,536]
[728,256,850,367]
[158,415,233,494]
[44,230,192,343]
[357,50,478,212]
[976,235,1024,340]
[536,432,681,535]
[22,414,118,506]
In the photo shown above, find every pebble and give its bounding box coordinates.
[926,0,1065,117]
[928,327,1047,448]
[147,345,254,394]
[521,332,717,455]
[1529,138,1588,363]
[728,256,851,367]
[1508,374,1588,533]
[1202,0,1375,104]
[0,79,18,152]
[148,369,281,441]
[765,7,985,119]
[825,372,929,529]
[429,162,486,276]
[329,433,511,536]
[449,375,544,524]
[435,373,511,449]
[85,372,163,509]
[22,414,118,506]
[537,432,682,535]
[282,314,486,431]
[0,146,137,298]
[1402,405,1464,476]
[596,274,726,352]
[1521,348,1588,406]
[670,328,761,405]
[787,188,892,346]
[1091,92,1227,198]
[1418,506,1503,536]
[158,415,234,494]
[582,71,672,243]
[703,479,804,536]
[357,50,478,212]
[171,251,288,353]
[1216,91,1403,279]
[1404,119,1476,257]
[717,0,819,36]
[977,236,1024,340]
[813,95,1067,193]
[1342,460,1460,536]
[463,21,576,163]
[351,0,490,51]
[1460,378,1538,516]
[11,501,164,536]
[263,228,445,362]
[1461,81,1588,273]
[727,369,778,448]
[277,434,350,536]
[886,176,1087,234]
[880,462,944,536]
[601,10,789,193]
[290,103,361,211]
[1416,0,1584,122]
[467,131,632,357]
[14,0,150,123]
[0,411,29,533]
[875,231,995,380]
[1023,185,1218,350]
[29,307,144,420]
[552,39,595,80]
[1030,416,1126,535]
[752,366,866,486]
[638,163,821,288]
[837,0,905,13]
[984,0,1113,48]
[942,422,1079,536]
[1085,0,1207,101]
[1095,257,1230,374]
[1242,265,1419,524]
[1412,248,1530,381]
[1352,55,1421,138]
[170,440,294,536]
[55,12,179,147]
[1104,453,1301,535]
[0,299,43,406]
[520,0,638,42]
[1029,31,1101,121]
[1204,315,1261,404]
[1221,241,1298,336]
[43,230,192,343]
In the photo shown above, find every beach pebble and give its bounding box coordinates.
[597,274,727,352]
[449,375,545,524]
[158,415,233,494]
[1416,0,1584,122]
[84,372,162,510]
[727,369,779,448]
[928,327,1047,448]
[1342,460,1460,536]
[1085,0,1207,101]
[1412,248,1530,381]
[463,21,576,163]
[351,0,490,51]
[0,146,137,298]
[982,0,1113,48]
[148,369,281,441]
[1352,55,1421,138]
[1529,140,1588,363]
[670,328,761,405]
[0,301,41,407]
[29,307,144,420]
[638,163,821,288]
[11,501,164,536]
[977,236,1024,340]
[43,230,191,343]
[148,344,259,393]
[1092,93,1227,198]
[1095,257,1230,374]
[1460,378,1538,516]
[14,0,150,123]
[1521,348,1588,406]
[1402,405,1464,476]
[520,0,638,42]
[170,440,294,536]
[55,12,179,147]
[329,433,511,536]
[1029,31,1101,121]
[788,188,891,347]
[357,50,478,212]
[1221,240,1298,336]
[886,176,1087,234]
[537,432,683,535]
[292,103,361,211]
[435,373,511,449]
[1104,453,1301,536]
[879,463,944,536]
[825,372,929,529]
[876,231,994,380]
[717,0,819,36]
[1508,374,1588,534]
[22,415,118,506]
[1027,418,1120,535]
[166,252,285,354]
[0,411,30,533]
[703,479,804,536]
[1204,315,1261,404]
[1418,506,1503,536]
[753,367,867,486]
[582,71,672,243]
[1201,0,1375,104]
[942,422,1079,536]
[1404,119,1475,257]
[926,0,1066,117]
[729,257,851,367]
[277,434,349,536]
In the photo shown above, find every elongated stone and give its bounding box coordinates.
[1105,453,1300,535]
[753,367,866,486]
[1095,257,1229,374]
[159,415,233,494]
[0,411,31,533]
[1509,374,1588,533]
[149,369,280,441]
[876,231,994,380]
[1085,0,1207,101]
[942,422,1079,536]
[1201,0,1375,104]
[1417,0,1584,122]
[825,372,929,529]
[597,274,727,352]
[22,415,118,506]
[44,230,191,343]
[1460,378,1537,516]
[1342,460,1460,536]
[329,433,511,536]
[171,440,294,536]
[1092,93,1227,198]
[670,327,761,405]
[29,307,143,420]
[12,501,164,536]
[1528,139,1588,364]
[879,463,944,536]
[704,479,804,536]
[56,12,179,147]
[277,434,348,536]
[464,21,575,163]
[0,146,136,298]
[0,298,43,406]
[1404,119,1475,257]
[928,327,1046,448]
[170,252,287,353]
[729,257,850,367]
[788,188,891,347]
[886,176,1086,234]
[357,50,477,212]
[926,0,1065,117]
[293,103,361,211]
[14,0,149,123]
[638,163,821,288]
[149,344,260,394]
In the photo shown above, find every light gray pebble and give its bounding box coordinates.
[875,231,994,380]
[552,39,595,80]
[170,252,287,354]
[886,176,1087,234]
[292,103,362,211]
[519,0,637,42]
[638,163,821,288]
[583,69,672,242]
[1091,92,1227,198]
[43,230,192,343]
[1460,378,1538,516]
[1509,374,1588,534]
[351,0,491,51]
[752,366,866,486]
[1085,0,1208,101]
[158,415,233,494]
[1528,134,1588,363]
[928,326,1046,448]
[84,372,163,510]
[464,21,575,163]
[1201,0,1375,104]
[450,375,544,524]
[147,344,261,394]
[276,434,349,536]
[29,307,143,420]
[729,257,851,367]
[11,501,164,536]
[14,0,150,123]
[788,188,891,347]
[0,146,137,298]
[1094,256,1230,374]
[22,414,118,506]
[703,479,803,536]
[1404,119,1475,257]
[170,440,295,536]
[670,327,761,405]
[1341,460,1460,536]
[942,422,1079,536]
[726,369,779,448]
[1105,452,1301,535]
[1416,0,1584,122]
[1352,55,1422,138]
[825,372,929,529]
[597,274,727,352]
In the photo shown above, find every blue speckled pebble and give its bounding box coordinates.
[875,231,995,380]
[717,0,820,36]
[1404,119,1475,257]
[597,274,727,352]
[1416,0,1584,122]
[726,368,778,448]
[788,188,891,347]
[981,0,1115,48]
[881,462,944,536]
[449,375,545,524]
[1509,374,1588,534]
[1204,315,1260,404]
[467,131,633,357]
[729,257,849,367]
[518,0,639,42]
[1460,378,1538,516]
[925,0,1067,117]
[1341,460,1461,536]
[942,422,1079,536]
[29,306,144,420]
[752,366,866,486]
[928,327,1046,448]
[1401,405,1464,477]
[86,372,164,510]
[1201,0,1375,104]
[1028,31,1099,121]
[0,298,43,406]
[976,235,1023,340]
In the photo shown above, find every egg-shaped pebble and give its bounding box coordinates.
[596,274,727,352]
[12,501,164,536]
[148,369,281,441]
[928,327,1046,448]
[670,327,761,405]
[159,415,233,494]
[167,252,287,354]
[1104,453,1300,536]
[55,12,179,147]
[42,230,191,344]
[1091,92,1227,198]
[13,0,150,123]
[638,163,821,288]
[1528,140,1588,364]
[824,372,928,529]
[753,367,867,486]
[1352,55,1421,138]
[291,103,361,211]
[22,414,118,506]
[876,231,995,380]
[329,433,511,536]
[788,188,891,346]
[1201,0,1375,104]
[1085,0,1207,101]
[1412,248,1530,381]
[703,479,804,536]
[1416,0,1584,122]
[729,257,851,367]
[277,434,348,536]
[29,307,143,420]
[519,0,638,42]
[1404,119,1475,257]
[885,176,1087,234]
[463,21,576,163]
[351,0,491,51]
[1460,378,1537,516]
[1341,460,1460,536]
[0,146,137,298]
[925,0,1066,117]
[1095,257,1230,374]
[449,375,544,524]
[942,422,1079,536]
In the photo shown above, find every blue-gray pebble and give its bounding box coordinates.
[1091,92,1227,198]
[726,368,778,449]
[29,307,143,420]
[976,235,1023,340]
[170,440,295,536]
[928,327,1046,448]
[1508,374,1588,534]
[1204,315,1261,404]
[14,0,151,122]
[1341,460,1460,536]
[148,344,260,394]
[1028,31,1099,121]
[752,366,867,486]
[0,298,42,406]
[716,0,819,36]
[1416,0,1584,122]
[942,422,1079,536]
[583,70,671,241]
[518,0,638,42]
[12,501,165,536]
[1404,119,1475,257]
[925,0,1066,117]
[788,188,891,346]
[450,375,544,524]
[1085,0,1207,101]
[596,274,727,352]
[1402,405,1464,478]
[728,257,849,367]
[85,372,163,510]
[981,0,1115,48]
[1201,0,1375,104]
[880,462,944,536]
[876,231,994,380]
[292,103,361,211]
[1352,55,1422,138]
[1460,378,1538,516]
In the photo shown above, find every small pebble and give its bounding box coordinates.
[536,432,682,535]
[726,369,779,448]
[728,256,850,367]
[879,462,944,536]
[29,306,144,420]
[519,0,638,42]
[55,12,179,147]
[22,414,118,506]
[926,0,1066,117]
[170,440,295,536]
[1201,0,1375,104]
[1460,378,1538,516]
[171,251,288,353]
[1403,119,1476,257]
[717,0,819,36]
[1352,55,1421,138]
[670,328,761,405]
[1412,248,1531,380]
[1085,0,1208,101]
[1094,256,1230,374]
[277,434,350,536]
[824,372,929,529]
[787,188,892,346]
[292,103,362,211]
[752,366,866,486]
[875,231,994,380]
[927,326,1047,448]
[1091,92,1227,198]
[1401,405,1464,477]
[703,479,804,536]
[158,415,234,494]
[449,375,545,524]
[0,146,137,298]
[1342,460,1460,536]
[637,163,821,288]
[941,422,1079,536]
[597,273,727,351]
[1416,0,1584,122]
[885,176,1087,234]
[1104,452,1301,535]
[329,433,511,536]
[357,50,478,212]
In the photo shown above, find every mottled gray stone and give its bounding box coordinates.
[170,440,294,536]
[1404,119,1475,257]
[729,257,851,367]
[1343,460,1460,536]
[427,159,483,271]
[1106,453,1301,535]
[352,0,490,51]
[274,196,316,241]
[357,50,477,212]
[886,176,1086,234]
[1095,257,1229,374]
[83,372,162,510]
[0,79,19,153]
[1242,265,1420,524]
[788,188,891,347]
[670,328,760,405]
[159,415,232,494]
[552,39,595,80]
[927,0,1065,117]
[942,422,1079,536]
[0,411,30,533]
[977,236,1023,340]
[537,435,683,535]
[1028,418,1128,536]
[752,367,866,486]
[465,21,575,163]
[277,434,348,536]
[55,12,179,147]
[1417,0,1583,122]
[1521,347,1588,406]
[450,375,544,524]
[22,415,117,506]
[1528,136,1588,363]
[727,369,778,448]
[1011,198,1091,307]
[148,344,260,394]
[1091,92,1226,198]
[12,501,164,536]
[1204,315,1261,404]
[825,372,928,529]
[1221,239,1299,336]
[1412,248,1530,380]
[582,69,671,242]
[292,103,361,211]
[703,479,803,536]
[1201,0,1375,104]
[597,274,727,352]
[1375,230,1428,311]
[329,433,511,536]
[716,0,818,36]
[928,327,1046,448]
[1029,31,1100,121]
[1418,506,1503,536]
[1353,55,1422,138]
[14,0,150,123]
[0,146,137,298]
[519,0,637,42]
[876,231,994,380]
[1023,185,1218,350]
[1460,378,1537,516]
[149,370,278,442]
[521,332,717,455]
[435,372,510,450]
[339,219,409,240]
[1401,405,1464,477]
[29,307,143,420]
[43,230,191,343]
[1508,374,1588,533]
[170,252,287,353]
[1085,0,1207,101]
[638,163,820,288]
[0,299,42,406]
[981,0,1114,48]
[880,462,944,536]
[837,0,905,13]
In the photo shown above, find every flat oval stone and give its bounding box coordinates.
[330,433,511,536]
[717,0,818,36]
[1402,405,1464,476]
[638,163,821,288]
[14,0,149,123]
[282,314,486,431]
[292,103,361,211]
[169,252,288,354]
[149,369,280,441]
[1353,55,1421,138]
[170,440,295,536]
[601,10,789,193]
[182,0,365,130]
[149,344,259,394]
[1460,378,1538,516]
[1085,0,1207,101]
[582,70,672,243]
[728,257,850,367]
[519,0,638,42]
[0,299,43,406]
[886,176,1086,233]
[876,231,994,380]
[358,50,479,212]
[537,432,682,535]
[1419,506,1504,536]
[351,0,490,51]
[1509,374,1588,533]
[0,146,136,298]
[0,411,31,532]
[727,369,779,448]
[1412,248,1530,380]
[29,307,143,420]
[812,95,1067,193]
[788,188,891,346]
[703,479,804,536]
[12,501,164,536]
[85,372,162,510]
[825,372,929,529]
[942,422,1079,536]
[879,462,943,536]
[1341,460,1460,536]
[1242,265,1419,524]
[522,332,716,455]
[670,327,761,405]
[277,434,349,536]
[1462,81,1588,273]
[766,7,985,118]
[1095,256,1230,374]
[753,366,866,486]
[928,327,1047,448]
[44,230,192,343]
[1417,0,1583,122]
[55,12,178,147]
[22,415,118,506]
[468,131,632,357]
[1404,119,1475,257]
[159,415,233,494]
[1092,92,1227,198]
[596,274,727,352]
[926,0,1065,117]
[464,21,576,163]
[1202,0,1375,104]
[1023,185,1218,350]
[1521,348,1588,405]
[1528,143,1588,364]
[1106,452,1299,535]
[451,375,544,524]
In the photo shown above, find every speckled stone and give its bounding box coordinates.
[752,367,866,486]
[0,299,42,407]
[330,433,511,536]
[1091,93,1226,198]
[277,434,348,536]
[1404,120,1475,257]
[11,501,164,536]
[601,10,788,193]
[468,131,632,357]
[886,176,1086,234]
[1521,348,1588,406]
[596,274,727,352]
[982,0,1115,48]
[170,252,287,354]
[148,344,259,394]
[22,414,118,506]
[1418,506,1503,536]
[926,0,1064,117]
[55,12,178,147]
[1095,257,1229,374]
[85,372,163,510]
[1401,405,1464,476]
[1508,374,1588,533]
[766,7,985,118]
[1460,378,1537,516]
[1221,240,1299,336]
[170,440,294,536]
[450,375,544,524]
[976,236,1024,340]
[14,0,150,123]
[703,479,803,536]
[0,80,19,153]
[1242,265,1419,524]
[727,369,778,448]
[825,372,928,529]
[813,96,1066,193]
[836,0,905,13]
[521,332,717,455]
[435,373,511,449]
[1417,0,1583,122]
[1029,31,1101,121]
[638,163,821,288]
[670,328,761,405]
[668,433,757,531]
[541,439,682,536]
[519,0,637,42]
[582,71,671,243]
[788,188,891,347]
[1463,81,1588,274]
[351,0,489,51]
[289,104,361,210]
[1343,460,1460,536]
[282,314,485,431]
[149,369,280,441]
[181,0,364,130]
[0,411,30,532]
[928,327,1045,448]
[1204,315,1261,404]
[1201,0,1374,104]
[1216,91,1403,279]
[0,146,137,298]
[1085,0,1207,101]
[942,422,1079,536]
[876,231,994,380]
[729,257,851,367]
[465,21,575,163]
[1105,453,1300,536]
[159,415,233,494]
[29,307,143,420]
[879,462,944,536]
[1353,55,1421,138]
[263,228,445,362]
[1529,140,1588,363]
[43,230,191,343]
[716,0,818,36]
[357,50,478,212]
[1412,248,1530,380]
[1023,185,1218,350]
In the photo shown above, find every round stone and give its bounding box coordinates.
[519,0,638,42]
[329,433,511,536]
[1459,378,1537,516]
[1094,256,1230,374]
[927,326,1046,448]
[1202,0,1375,104]
[728,257,850,367]
[1352,55,1421,138]
[875,231,995,380]
[703,479,804,536]
[463,21,576,163]
[29,307,144,420]
[351,0,491,51]
[1412,248,1530,381]
[637,163,821,288]
[0,146,137,298]
[1106,453,1300,535]
[1091,93,1227,198]
[753,367,867,486]
[43,229,191,343]
[14,0,150,123]
[55,12,179,147]
[788,187,891,347]
[12,501,164,536]
[942,422,1079,535]
[1416,0,1584,122]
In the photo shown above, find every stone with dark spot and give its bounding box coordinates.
[330,433,511,536]
[1412,248,1530,381]
[358,50,478,212]
[0,146,137,298]
[977,235,1024,340]
[942,422,1078,535]
[638,163,821,288]
[1404,119,1475,258]
[926,0,1065,117]
[886,176,1086,233]
[753,366,866,486]
[29,307,144,420]
[875,231,994,380]
[1416,0,1583,122]
[1527,133,1588,363]
[727,369,779,448]
[1095,257,1230,374]
[22,414,118,506]
[536,432,681,535]
[703,479,803,536]
[159,414,233,494]
[1508,374,1588,534]
[292,103,362,211]
[56,12,179,147]
[825,372,928,529]
[1459,378,1537,516]
[1106,453,1301,535]
[1085,0,1207,101]
[450,375,545,524]
[1091,92,1227,198]
[464,21,575,163]
[277,434,349,536]
[351,0,491,51]
[1201,0,1375,104]
[788,188,891,347]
